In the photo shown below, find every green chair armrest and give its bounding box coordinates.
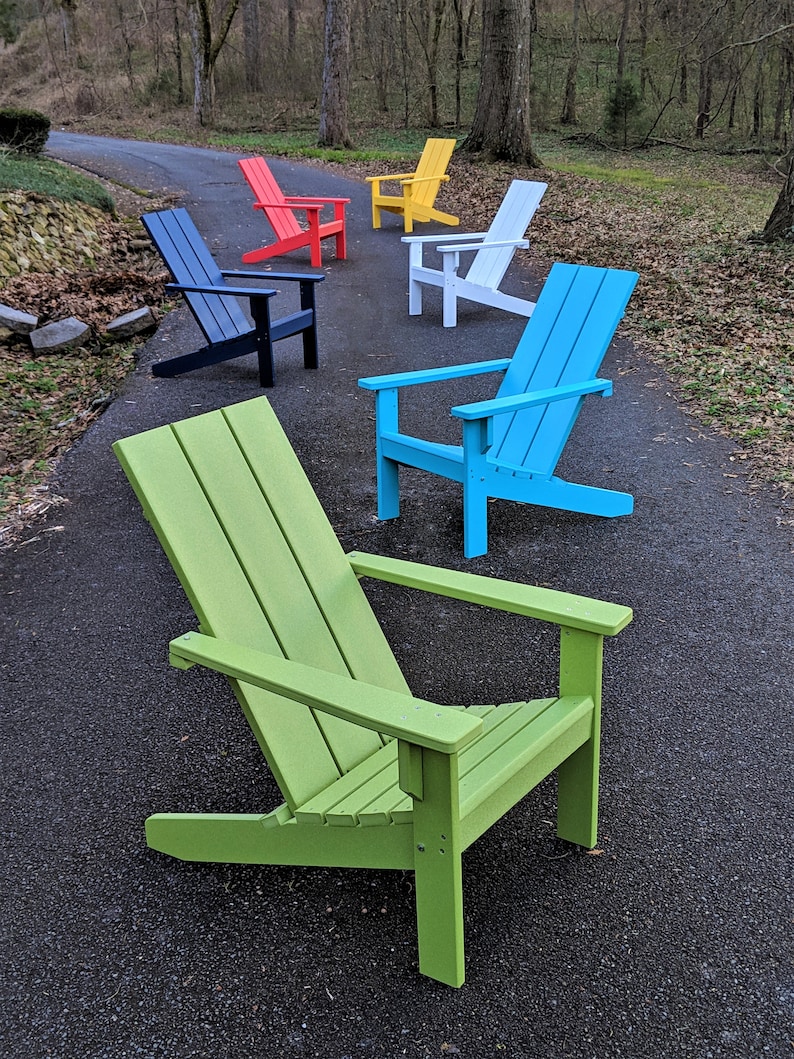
[347,552,632,636]
[168,631,482,754]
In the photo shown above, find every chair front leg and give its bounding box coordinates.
[333,202,347,259]
[461,417,492,558]
[408,241,424,316]
[374,388,401,520]
[370,178,383,229]
[249,294,276,387]
[442,250,461,328]
[402,183,415,233]
[298,280,319,370]
[410,747,465,987]
[556,627,604,849]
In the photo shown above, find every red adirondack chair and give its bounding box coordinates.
[239,156,349,268]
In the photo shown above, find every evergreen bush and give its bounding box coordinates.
[0,107,51,155]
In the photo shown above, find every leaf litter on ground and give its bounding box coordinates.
[1,147,792,544]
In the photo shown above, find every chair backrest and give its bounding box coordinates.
[114,397,411,810]
[465,180,548,291]
[141,208,252,346]
[411,138,456,209]
[491,263,639,477]
[238,157,304,242]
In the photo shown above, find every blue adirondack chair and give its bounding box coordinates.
[358,262,639,558]
[141,208,324,387]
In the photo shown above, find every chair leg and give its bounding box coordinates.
[309,231,323,269]
[377,457,401,520]
[374,388,401,519]
[249,296,276,387]
[408,274,423,316]
[298,280,319,370]
[407,244,424,316]
[556,628,603,848]
[335,211,347,260]
[411,748,465,987]
[461,419,491,557]
[442,256,459,328]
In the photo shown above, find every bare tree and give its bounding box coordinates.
[186,0,240,126]
[59,0,78,56]
[462,0,541,165]
[762,149,794,241]
[561,0,582,125]
[318,0,353,147]
[410,0,448,127]
[241,0,262,92]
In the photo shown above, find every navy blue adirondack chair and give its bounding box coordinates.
[142,208,324,387]
[359,262,639,558]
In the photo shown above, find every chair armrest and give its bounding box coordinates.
[284,195,350,206]
[451,379,613,420]
[347,552,632,636]
[252,200,322,214]
[166,281,277,299]
[366,171,418,184]
[220,269,325,284]
[358,358,511,392]
[168,631,482,754]
[402,232,487,246]
[437,238,529,255]
[401,174,450,186]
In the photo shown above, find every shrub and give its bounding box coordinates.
[0,107,51,155]
[605,80,644,147]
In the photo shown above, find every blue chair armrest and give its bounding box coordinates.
[220,270,325,284]
[451,379,613,420]
[359,358,511,392]
[166,282,277,299]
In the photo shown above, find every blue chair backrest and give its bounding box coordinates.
[142,208,252,345]
[491,263,639,476]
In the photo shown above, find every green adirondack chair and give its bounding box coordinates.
[113,396,632,987]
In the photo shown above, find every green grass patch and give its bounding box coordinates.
[0,150,115,212]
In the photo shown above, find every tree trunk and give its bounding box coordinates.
[560,0,582,125]
[762,151,794,242]
[186,0,240,127]
[173,0,185,104]
[411,0,448,127]
[59,0,78,57]
[695,57,712,139]
[616,0,630,82]
[318,0,353,148]
[462,0,541,166]
[241,0,262,92]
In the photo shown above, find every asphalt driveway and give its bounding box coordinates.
[0,133,791,1058]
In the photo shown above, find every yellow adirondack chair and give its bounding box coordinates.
[366,138,459,232]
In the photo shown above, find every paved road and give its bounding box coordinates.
[1,132,791,1058]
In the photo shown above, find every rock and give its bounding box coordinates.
[0,302,39,333]
[105,306,156,338]
[29,316,91,353]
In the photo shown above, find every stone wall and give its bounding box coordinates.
[0,192,109,279]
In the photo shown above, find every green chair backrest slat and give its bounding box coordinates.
[114,397,410,809]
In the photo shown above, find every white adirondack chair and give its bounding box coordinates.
[403,179,548,328]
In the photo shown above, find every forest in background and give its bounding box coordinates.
[0,0,791,158]
[0,0,791,536]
